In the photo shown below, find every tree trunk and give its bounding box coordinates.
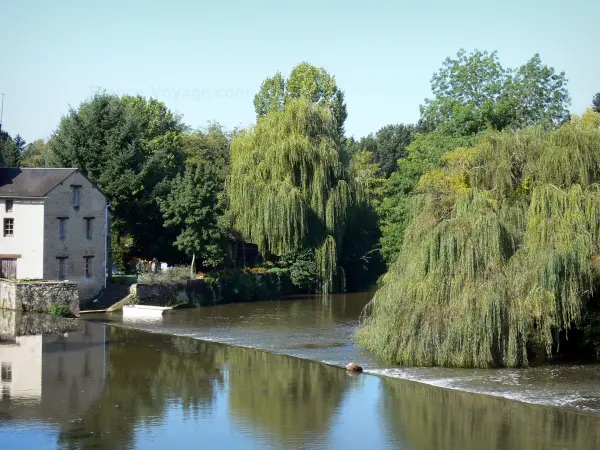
[190,252,196,278]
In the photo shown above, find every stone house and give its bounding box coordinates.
[0,168,109,300]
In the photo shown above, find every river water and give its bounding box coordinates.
[1,293,600,449]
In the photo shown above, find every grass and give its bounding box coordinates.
[110,274,138,286]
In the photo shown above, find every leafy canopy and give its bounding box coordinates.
[0,130,23,167]
[21,139,49,167]
[420,49,571,136]
[48,92,186,260]
[158,123,232,270]
[228,98,357,293]
[378,132,474,262]
[593,92,600,113]
[254,62,347,136]
[359,111,600,368]
[160,159,226,270]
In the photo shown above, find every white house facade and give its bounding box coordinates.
[0,168,108,300]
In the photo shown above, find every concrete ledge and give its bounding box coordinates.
[123,304,173,318]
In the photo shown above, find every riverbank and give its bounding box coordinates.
[99,268,298,311]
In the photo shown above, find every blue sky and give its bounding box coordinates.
[1,0,598,144]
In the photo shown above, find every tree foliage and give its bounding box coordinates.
[254,62,347,136]
[0,130,23,167]
[372,124,414,176]
[21,139,49,167]
[159,123,232,271]
[593,92,600,113]
[47,92,186,261]
[420,49,571,136]
[253,72,286,118]
[160,159,226,272]
[378,132,474,262]
[228,98,359,293]
[359,111,600,368]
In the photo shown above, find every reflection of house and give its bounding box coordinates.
[0,168,109,300]
[0,310,107,423]
[1,334,42,398]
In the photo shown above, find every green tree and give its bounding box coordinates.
[343,151,387,289]
[378,132,474,263]
[160,159,226,275]
[420,49,570,135]
[253,72,286,117]
[182,122,231,175]
[21,139,49,167]
[228,98,357,293]
[593,92,600,113]
[372,124,414,176]
[0,130,22,167]
[359,111,600,368]
[48,92,186,261]
[13,134,26,151]
[254,62,347,136]
[349,151,386,209]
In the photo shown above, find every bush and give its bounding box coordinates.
[203,267,294,302]
[48,304,72,318]
[138,266,191,284]
[277,249,317,292]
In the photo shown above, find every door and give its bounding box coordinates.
[0,259,17,279]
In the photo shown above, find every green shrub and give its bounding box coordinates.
[138,266,190,284]
[203,267,293,303]
[48,304,72,318]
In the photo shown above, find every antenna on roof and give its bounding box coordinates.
[0,93,4,133]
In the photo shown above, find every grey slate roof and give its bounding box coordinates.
[0,168,78,197]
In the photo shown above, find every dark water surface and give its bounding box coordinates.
[0,295,599,449]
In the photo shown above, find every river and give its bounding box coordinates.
[1,293,599,449]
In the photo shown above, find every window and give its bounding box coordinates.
[1,363,12,382]
[72,185,81,209]
[84,256,94,278]
[57,257,67,280]
[59,218,68,240]
[5,200,13,212]
[85,217,94,240]
[3,218,13,237]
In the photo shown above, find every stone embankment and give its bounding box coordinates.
[107,271,295,310]
[0,280,79,316]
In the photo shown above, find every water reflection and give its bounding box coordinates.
[57,328,225,449]
[0,310,107,427]
[2,309,600,449]
[221,345,353,447]
[56,329,354,449]
[380,377,600,450]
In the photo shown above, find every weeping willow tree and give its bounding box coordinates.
[227,98,360,293]
[358,110,600,367]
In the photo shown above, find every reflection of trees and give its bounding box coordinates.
[380,378,600,450]
[57,328,224,449]
[219,345,353,447]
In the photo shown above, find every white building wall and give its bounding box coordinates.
[0,199,45,279]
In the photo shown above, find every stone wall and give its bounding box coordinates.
[131,271,296,307]
[132,279,212,306]
[0,309,79,338]
[0,280,79,316]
